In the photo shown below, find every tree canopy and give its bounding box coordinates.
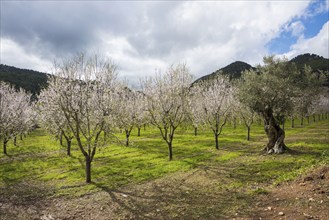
[236,56,326,154]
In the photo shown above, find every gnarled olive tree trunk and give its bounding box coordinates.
[263,109,288,154]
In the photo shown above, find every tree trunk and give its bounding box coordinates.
[168,141,173,161]
[59,131,63,146]
[67,139,71,156]
[13,136,17,146]
[233,117,237,129]
[85,157,92,183]
[301,117,304,126]
[137,127,141,137]
[282,117,285,131]
[263,109,288,154]
[125,136,129,147]
[194,127,198,136]
[3,140,8,155]
[307,116,310,125]
[313,115,316,122]
[63,133,72,156]
[247,127,250,141]
[215,133,219,150]
[318,114,321,121]
[125,129,130,147]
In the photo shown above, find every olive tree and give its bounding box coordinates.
[142,64,192,160]
[236,56,324,154]
[294,66,324,126]
[39,53,119,183]
[190,75,233,149]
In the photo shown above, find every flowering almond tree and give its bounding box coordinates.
[187,91,204,136]
[190,75,233,150]
[39,53,119,183]
[142,64,193,160]
[317,93,329,119]
[0,82,34,154]
[116,87,146,146]
[37,97,74,156]
[236,101,257,141]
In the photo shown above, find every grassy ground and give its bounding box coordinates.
[0,118,328,219]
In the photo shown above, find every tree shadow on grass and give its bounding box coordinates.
[92,168,255,220]
[0,180,54,219]
[93,182,161,219]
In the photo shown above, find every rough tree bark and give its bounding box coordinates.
[125,128,133,147]
[3,140,8,155]
[59,131,63,146]
[85,157,92,183]
[67,140,71,156]
[214,133,219,150]
[137,127,141,137]
[247,126,251,141]
[194,127,198,136]
[263,108,288,154]
[281,117,285,131]
[13,136,17,146]
[168,141,173,161]
[62,132,72,156]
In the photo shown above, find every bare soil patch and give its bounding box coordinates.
[250,165,329,220]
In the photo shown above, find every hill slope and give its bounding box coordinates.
[0,64,49,95]
[194,61,254,84]
[194,53,329,84]
[290,53,329,72]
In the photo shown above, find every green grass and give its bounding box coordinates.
[0,118,328,199]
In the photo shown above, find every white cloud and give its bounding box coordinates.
[285,21,305,37]
[0,38,53,72]
[283,21,329,59]
[1,0,316,83]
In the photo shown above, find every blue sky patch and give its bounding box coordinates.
[267,0,328,54]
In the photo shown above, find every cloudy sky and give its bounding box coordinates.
[0,0,328,85]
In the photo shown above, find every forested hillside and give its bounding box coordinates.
[290,53,329,72]
[194,61,255,84]
[194,53,329,84]
[0,64,48,95]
